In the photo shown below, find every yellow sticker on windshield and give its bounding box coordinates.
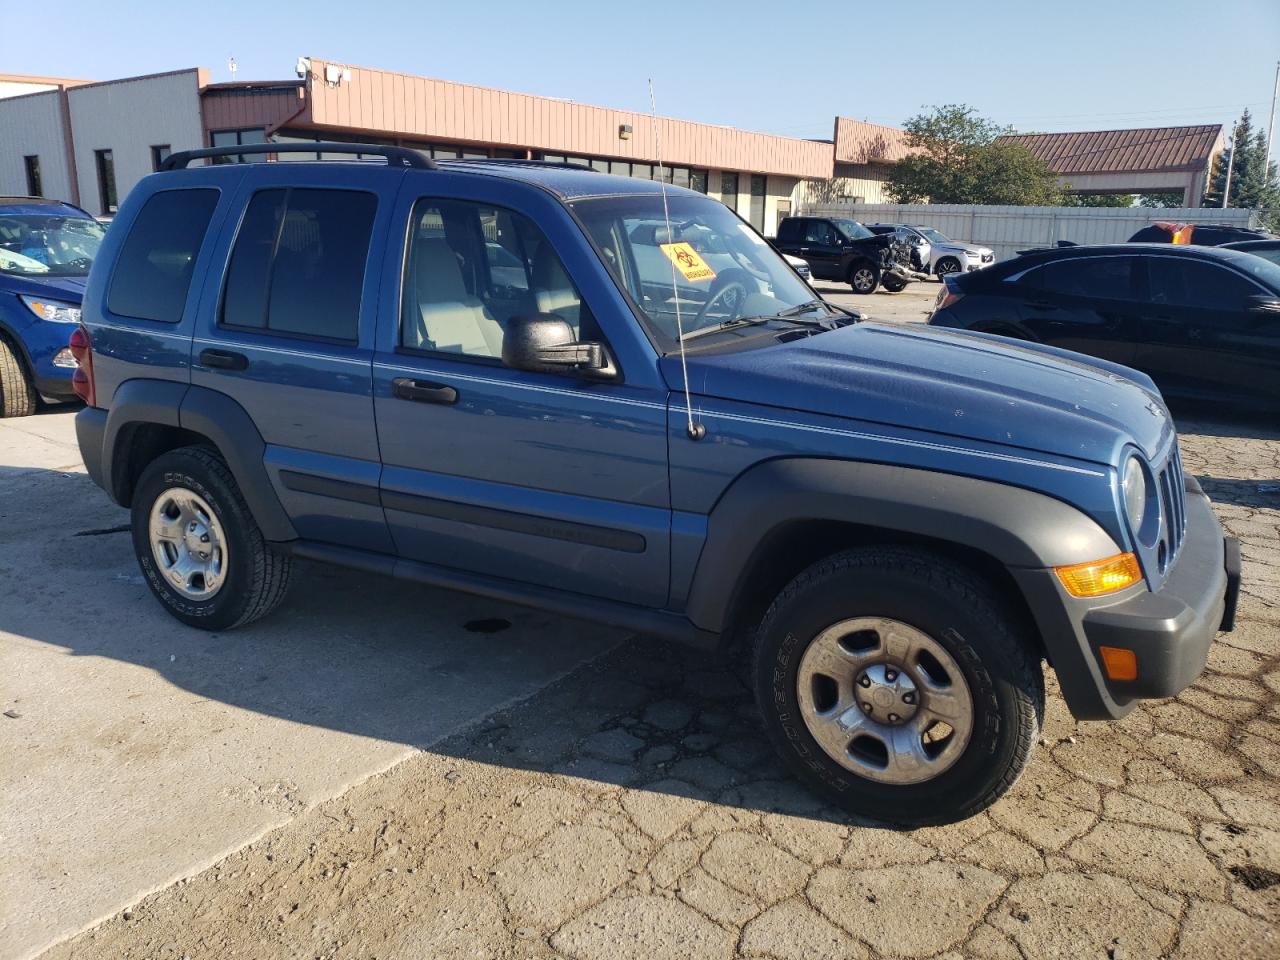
[659,242,717,283]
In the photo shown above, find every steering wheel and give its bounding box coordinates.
[691,273,751,328]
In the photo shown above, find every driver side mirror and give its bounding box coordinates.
[503,313,617,380]
[1247,294,1280,318]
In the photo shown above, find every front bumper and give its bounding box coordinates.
[1014,478,1235,720]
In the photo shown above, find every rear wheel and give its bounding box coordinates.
[935,256,962,278]
[131,446,293,630]
[849,262,880,294]
[752,547,1043,825]
[0,338,37,418]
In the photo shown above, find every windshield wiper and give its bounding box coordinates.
[681,309,850,342]
[777,299,863,323]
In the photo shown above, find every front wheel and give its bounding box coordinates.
[849,263,880,294]
[0,338,37,418]
[880,274,909,293]
[935,256,962,278]
[752,547,1043,825]
[131,446,293,631]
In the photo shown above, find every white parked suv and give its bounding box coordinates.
[868,224,995,278]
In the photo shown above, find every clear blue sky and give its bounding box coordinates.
[14,0,1280,139]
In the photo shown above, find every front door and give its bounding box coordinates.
[798,219,845,281]
[1136,255,1280,404]
[372,181,671,607]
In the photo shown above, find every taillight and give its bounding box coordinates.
[935,280,964,313]
[69,324,96,406]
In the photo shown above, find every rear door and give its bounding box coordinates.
[371,177,671,607]
[1012,255,1142,365]
[190,165,398,553]
[1136,255,1280,403]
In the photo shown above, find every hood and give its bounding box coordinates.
[938,241,989,256]
[664,323,1171,465]
[1,273,88,303]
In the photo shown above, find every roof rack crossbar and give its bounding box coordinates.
[160,142,438,171]
[438,158,600,172]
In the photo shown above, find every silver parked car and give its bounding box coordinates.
[868,224,995,278]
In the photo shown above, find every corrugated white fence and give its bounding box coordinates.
[799,203,1258,263]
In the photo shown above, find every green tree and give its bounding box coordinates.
[886,104,1065,205]
[1136,192,1186,208]
[1203,109,1280,215]
[1062,193,1135,207]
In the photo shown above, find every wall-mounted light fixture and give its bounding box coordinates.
[619,124,633,141]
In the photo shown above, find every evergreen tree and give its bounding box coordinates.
[1203,109,1280,215]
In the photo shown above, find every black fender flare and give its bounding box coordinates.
[101,379,296,542]
[684,457,1119,636]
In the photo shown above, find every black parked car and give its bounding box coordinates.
[1127,222,1273,245]
[928,244,1280,410]
[1223,238,1280,268]
[772,216,914,293]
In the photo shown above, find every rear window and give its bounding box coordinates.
[221,187,376,342]
[107,189,219,323]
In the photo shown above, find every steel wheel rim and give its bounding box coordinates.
[795,616,974,785]
[148,487,228,600]
[853,268,875,291]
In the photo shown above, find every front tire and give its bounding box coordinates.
[753,547,1043,825]
[849,262,879,294]
[880,274,908,293]
[935,256,962,278]
[131,446,293,631]
[0,338,37,418]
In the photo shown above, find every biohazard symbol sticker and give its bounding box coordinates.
[659,242,717,283]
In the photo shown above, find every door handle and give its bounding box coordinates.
[198,348,249,371]
[1026,300,1058,311]
[392,377,458,405]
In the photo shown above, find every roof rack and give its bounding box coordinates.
[160,142,437,171]
[439,158,599,172]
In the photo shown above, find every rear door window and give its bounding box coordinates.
[107,189,219,322]
[1028,256,1137,300]
[221,187,376,342]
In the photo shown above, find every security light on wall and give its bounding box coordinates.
[324,64,351,86]
[619,124,633,141]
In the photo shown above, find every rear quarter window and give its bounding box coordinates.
[107,189,220,323]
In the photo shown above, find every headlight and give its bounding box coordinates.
[1122,455,1147,531]
[20,296,81,324]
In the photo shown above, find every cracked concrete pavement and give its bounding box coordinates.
[3,401,1278,960]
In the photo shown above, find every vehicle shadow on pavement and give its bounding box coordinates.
[0,463,877,831]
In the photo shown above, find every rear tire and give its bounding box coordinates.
[131,446,293,631]
[752,547,1043,825]
[0,338,37,418]
[849,263,880,294]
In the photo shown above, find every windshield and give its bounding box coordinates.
[917,227,950,244]
[832,218,873,241]
[572,194,819,350]
[0,212,105,276]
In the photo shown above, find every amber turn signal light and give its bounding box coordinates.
[1054,553,1142,597]
[1098,646,1138,682]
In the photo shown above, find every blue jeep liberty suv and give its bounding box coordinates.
[73,143,1240,824]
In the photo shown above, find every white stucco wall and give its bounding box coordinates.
[0,91,74,201]
[67,70,205,215]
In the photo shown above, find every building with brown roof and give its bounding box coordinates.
[996,125,1224,207]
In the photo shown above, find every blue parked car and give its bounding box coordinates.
[0,197,106,416]
[73,143,1238,824]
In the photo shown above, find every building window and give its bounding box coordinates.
[210,128,267,163]
[23,156,42,197]
[720,172,739,211]
[94,149,118,215]
[150,145,172,171]
[690,170,708,194]
[749,174,766,231]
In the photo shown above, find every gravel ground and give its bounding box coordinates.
[42,414,1280,960]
